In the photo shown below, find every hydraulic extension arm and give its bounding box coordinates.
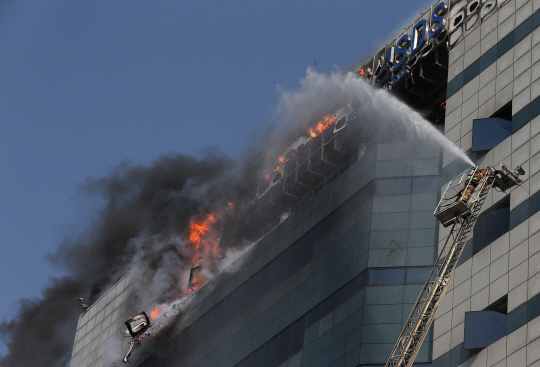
[385,163,524,367]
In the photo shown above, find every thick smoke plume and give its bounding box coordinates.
[1,68,472,367]
[0,151,264,367]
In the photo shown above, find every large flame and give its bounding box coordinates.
[187,214,219,266]
[147,205,234,326]
[307,114,337,139]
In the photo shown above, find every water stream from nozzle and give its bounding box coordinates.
[276,68,474,167]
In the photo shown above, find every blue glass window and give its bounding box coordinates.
[369,268,405,285]
[236,356,251,367]
[264,336,278,367]
[473,196,510,254]
[290,316,306,356]
[464,311,507,349]
[406,267,432,284]
[251,346,264,366]
[306,305,321,328]
[508,303,527,334]
[276,326,292,365]
[472,118,511,152]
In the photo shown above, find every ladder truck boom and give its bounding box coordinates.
[385,163,525,367]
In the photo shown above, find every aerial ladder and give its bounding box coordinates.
[385,163,526,367]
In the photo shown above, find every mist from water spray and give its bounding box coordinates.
[276,68,474,167]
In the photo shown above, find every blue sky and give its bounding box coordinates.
[0,0,434,355]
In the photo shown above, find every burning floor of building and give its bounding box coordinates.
[66,64,473,366]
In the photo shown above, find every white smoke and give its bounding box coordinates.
[276,68,474,166]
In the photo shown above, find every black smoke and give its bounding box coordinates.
[0,149,265,367]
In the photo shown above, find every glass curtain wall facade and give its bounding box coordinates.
[69,139,442,367]
[432,1,540,366]
[134,141,442,367]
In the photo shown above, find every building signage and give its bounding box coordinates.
[363,0,510,91]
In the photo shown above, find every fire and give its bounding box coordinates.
[187,214,219,266]
[347,102,351,108]
[358,68,365,78]
[228,202,234,209]
[150,305,163,319]
[307,114,337,139]
[189,274,204,291]
[262,113,336,182]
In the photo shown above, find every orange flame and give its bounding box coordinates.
[187,214,219,266]
[307,114,337,139]
[262,113,337,181]
[150,305,163,319]
[190,274,204,291]
[358,69,365,78]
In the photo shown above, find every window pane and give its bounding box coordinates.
[237,356,251,367]
[287,238,314,277]
[369,268,405,285]
[322,293,337,316]
[291,316,306,356]
[335,284,351,306]
[276,326,292,365]
[251,346,264,367]
[351,271,367,294]
[306,306,321,328]
[264,336,278,367]
[406,268,432,284]
[272,250,289,287]
[472,118,511,152]
[464,311,507,349]
[473,196,510,254]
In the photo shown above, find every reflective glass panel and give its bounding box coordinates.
[464,311,507,349]
[368,268,405,285]
[472,118,511,152]
[276,326,292,365]
[406,267,433,284]
[473,196,510,254]
[251,346,264,367]
[306,306,321,328]
[290,316,306,355]
[264,336,278,367]
[237,356,251,367]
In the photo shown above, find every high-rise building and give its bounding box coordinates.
[69,1,540,366]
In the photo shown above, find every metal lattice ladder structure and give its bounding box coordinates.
[385,164,518,367]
